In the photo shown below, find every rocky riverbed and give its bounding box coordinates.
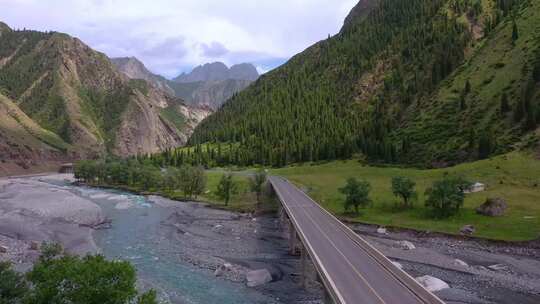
[1,174,539,304]
[353,225,540,304]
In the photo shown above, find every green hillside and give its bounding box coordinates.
[188,0,540,168]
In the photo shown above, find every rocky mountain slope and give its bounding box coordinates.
[0,22,209,174]
[111,57,175,96]
[189,0,540,167]
[171,62,259,110]
[113,59,258,110]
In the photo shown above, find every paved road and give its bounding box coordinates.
[269,176,445,304]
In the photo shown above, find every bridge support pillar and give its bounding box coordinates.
[323,289,334,304]
[300,245,307,288]
[288,221,300,255]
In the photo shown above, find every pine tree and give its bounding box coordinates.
[500,93,510,113]
[512,20,519,45]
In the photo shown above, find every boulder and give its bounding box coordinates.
[488,264,508,271]
[246,269,273,287]
[415,275,449,292]
[30,241,40,251]
[460,225,475,236]
[476,198,507,217]
[0,245,7,253]
[453,259,468,267]
[397,240,416,250]
[376,227,387,234]
[214,263,232,277]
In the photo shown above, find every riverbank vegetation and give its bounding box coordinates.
[0,243,156,304]
[273,152,540,241]
[74,159,273,212]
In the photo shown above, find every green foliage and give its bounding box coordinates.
[160,105,187,132]
[177,165,207,198]
[137,290,158,304]
[339,178,372,214]
[511,19,519,44]
[0,243,155,304]
[425,175,472,218]
[38,242,63,262]
[27,255,137,304]
[249,169,268,206]
[274,152,540,241]
[182,0,536,168]
[216,173,238,206]
[500,93,510,113]
[391,176,417,208]
[78,86,132,151]
[0,262,28,304]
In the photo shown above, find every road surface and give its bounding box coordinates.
[269,176,445,304]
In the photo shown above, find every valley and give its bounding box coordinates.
[1,0,540,303]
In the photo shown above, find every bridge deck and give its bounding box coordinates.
[270,176,444,304]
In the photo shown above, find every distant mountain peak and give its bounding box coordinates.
[112,56,175,96]
[173,61,259,83]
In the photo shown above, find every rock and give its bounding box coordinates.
[460,225,475,236]
[488,264,508,271]
[476,198,507,217]
[415,275,449,292]
[214,264,226,277]
[0,245,7,253]
[377,227,387,234]
[246,269,273,287]
[214,263,236,277]
[212,224,223,231]
[453,259,468,267]
[114,201,134,210]
[30,241,40,251]
[391,261,403,269]
[397,240,416,250]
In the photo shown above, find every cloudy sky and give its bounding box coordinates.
[0,0,358,78]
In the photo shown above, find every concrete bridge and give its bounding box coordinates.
[269,176,445,304]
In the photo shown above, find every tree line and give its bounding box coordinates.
[339,175,472,218]
[74,158,269,207]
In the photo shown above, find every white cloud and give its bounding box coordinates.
[0,0,358,78]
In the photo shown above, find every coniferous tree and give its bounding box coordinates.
[512,20,519,45]
[500,93,510,113]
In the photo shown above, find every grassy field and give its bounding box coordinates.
[198,171,257,212]
[272,152,540,241]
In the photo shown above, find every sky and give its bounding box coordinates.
[0,0,358,78]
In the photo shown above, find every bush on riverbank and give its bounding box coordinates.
[0,243,156,304]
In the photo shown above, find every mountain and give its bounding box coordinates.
[173,62,258,83]
[189,0,540,168]
[0,22,209,174]
[112,57,175,96]
[171,62,259,109]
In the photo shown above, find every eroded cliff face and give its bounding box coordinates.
[0,22,210,173]
[112,57,176,96]
[114,88,210,156]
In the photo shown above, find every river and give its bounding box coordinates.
[0,174,319,304]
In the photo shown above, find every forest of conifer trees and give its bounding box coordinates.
[144,0,539,169]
